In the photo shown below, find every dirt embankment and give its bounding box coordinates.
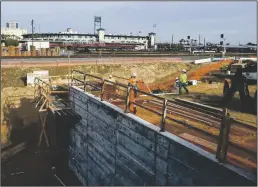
[1,87,36,144]
[1,61,194,143]
[1,61,196,88]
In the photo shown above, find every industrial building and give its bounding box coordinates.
[1,21,28,40]
[21,28,157,50]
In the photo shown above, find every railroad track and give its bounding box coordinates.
[150,98,257,135]
[141,98,257,156]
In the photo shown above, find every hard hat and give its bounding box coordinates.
[131,72,137,77]
[182,69,186,72]
[176,77,179,80]
[109,74,112,78]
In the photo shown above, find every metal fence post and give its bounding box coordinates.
[124,86,130,113]
[100,79,105,101]
[216,108,232,162]
[160,99,167,132]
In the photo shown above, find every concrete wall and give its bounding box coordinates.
[68,86,256,186]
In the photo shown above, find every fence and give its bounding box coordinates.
[70,69,246,164]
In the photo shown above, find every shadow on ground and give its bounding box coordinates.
[1,97,81,186]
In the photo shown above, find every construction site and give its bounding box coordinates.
[1,56,257,186]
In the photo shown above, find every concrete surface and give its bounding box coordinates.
[68,86,257,186]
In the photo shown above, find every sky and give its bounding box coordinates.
[1,1,257,44]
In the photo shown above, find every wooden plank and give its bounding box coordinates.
[2,142,27,162]
[179,133,257,170]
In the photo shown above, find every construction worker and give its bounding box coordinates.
[222,67,248,112]
[128,73,137,114]
[179,69,189,95]
[107,74,116,85]
[105,75,116,101]
[175,77,180,94]
[223,79,230,97]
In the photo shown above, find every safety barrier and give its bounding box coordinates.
[69,69,254,164]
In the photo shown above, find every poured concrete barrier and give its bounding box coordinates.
[68,86,256,186]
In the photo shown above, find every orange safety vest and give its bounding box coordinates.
[128,77,137,86]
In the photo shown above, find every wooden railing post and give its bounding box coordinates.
[71,69,74,86]
[124,86,130,113]
[83,74,86,92]
[100,79,105,101]
[160,99,167,132]
[220,113,232,162]
[216,108,232,162]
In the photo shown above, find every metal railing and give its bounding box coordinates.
[70,69,256,164]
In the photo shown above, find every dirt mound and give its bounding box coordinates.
[149,60,233,91]
[188,60,232,80]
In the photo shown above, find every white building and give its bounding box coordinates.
[1,21,27,40]
[22,28,156,50]
[23,41,50,51]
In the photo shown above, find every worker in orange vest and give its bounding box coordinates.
[128,73,138,114]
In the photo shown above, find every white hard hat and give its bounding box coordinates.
[176,77,179,79]
[109,74,112,78]
[182,69,186,72]
[131,72,137,77]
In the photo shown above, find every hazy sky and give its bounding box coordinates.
[1,1,257,44]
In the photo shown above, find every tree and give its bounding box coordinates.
[4,39,19,47]
[246,42,256,46]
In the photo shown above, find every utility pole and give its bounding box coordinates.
[31,19,34,48]
[170,34,174,49]
[39,24,41,50]
[198,34,200,46]
[204,38,206,50]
